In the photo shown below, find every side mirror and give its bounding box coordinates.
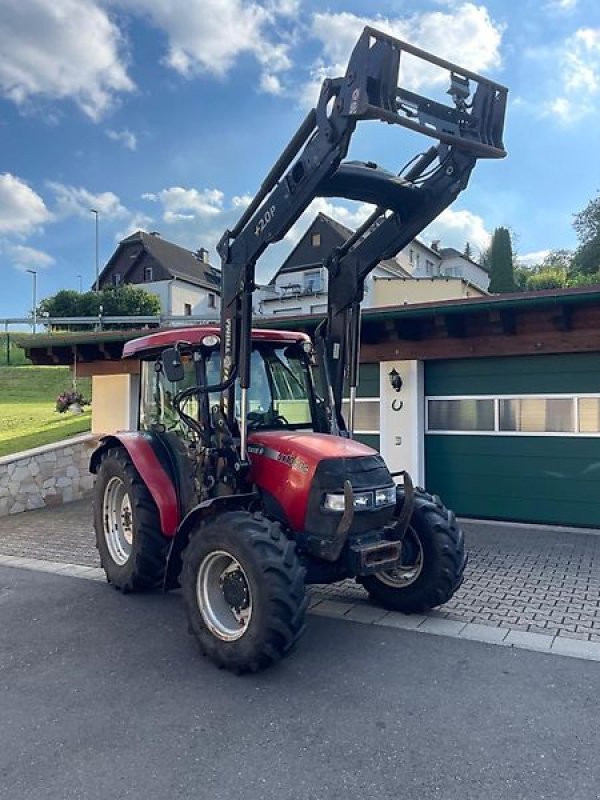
[162,347,185,383]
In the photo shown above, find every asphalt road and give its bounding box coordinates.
[1,566,599,800]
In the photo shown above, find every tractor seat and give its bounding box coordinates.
[317,160,424,214]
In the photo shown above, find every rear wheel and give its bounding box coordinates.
[93,447,170,592]
[359,489,466,613]
[181,510,307,673]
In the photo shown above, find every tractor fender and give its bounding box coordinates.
[90,433,180,537]
[164,493,258,589]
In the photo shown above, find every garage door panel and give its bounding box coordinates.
[435,490,598,527]
[425,355,600,396]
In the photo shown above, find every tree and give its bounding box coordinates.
[572,194,600,275]
[463,241,473,260]
[38,286,161,329]
[487,227,516,293]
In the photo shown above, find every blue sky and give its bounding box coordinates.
[1,0,600,317]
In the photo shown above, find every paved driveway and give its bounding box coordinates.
[1,565,600,800]
[1,498,600,646]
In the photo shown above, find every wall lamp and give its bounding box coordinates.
[388,368,403,392]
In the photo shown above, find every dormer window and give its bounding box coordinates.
[144,266,153,282]
[112,273,121,287]
[311,233,321,247]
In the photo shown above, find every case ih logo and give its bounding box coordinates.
[277,452,309,473]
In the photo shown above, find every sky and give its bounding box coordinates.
[1,0,600,318]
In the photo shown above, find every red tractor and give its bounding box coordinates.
[91,28,507,673]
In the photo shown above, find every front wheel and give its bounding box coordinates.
[181,511,307,673]
[359,489,466,613]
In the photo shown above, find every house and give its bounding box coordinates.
[257,213,487,316]
[399,240,490,291]
[98,231,221,318]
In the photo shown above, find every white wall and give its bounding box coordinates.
[440,254,490,291]
[171,281,220,318]
[135,279,220,317]
[379,360,425,486]
[92,374,140,434]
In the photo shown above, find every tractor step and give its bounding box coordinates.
[349,538,403,576]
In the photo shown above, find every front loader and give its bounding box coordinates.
[91,27,507,673]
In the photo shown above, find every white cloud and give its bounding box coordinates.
[106,128,137,150]
[48,182,129,219]
[116,0,294,91]
[545,0,577,10]
[0,174,52,236]
[232,194,254,209]
[0,0,134,120]
[143,187,225,220]
[302,4,503,107]
[6,244,55,271]
[284,198,374,246]
[518,249,551,266]
[260,73,283,95]
[542,28,600,122]
[114,211,155,242]
[423,207,491,255]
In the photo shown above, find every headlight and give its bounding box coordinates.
[323,486,396,512]
[375,486,397,507]
[323,491,374,512]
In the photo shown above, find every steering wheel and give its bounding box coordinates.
[246,411,290,430]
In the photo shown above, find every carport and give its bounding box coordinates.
[20,285,600,527]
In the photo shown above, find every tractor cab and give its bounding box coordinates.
[123,326,320,440]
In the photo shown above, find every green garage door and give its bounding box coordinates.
[424,354,600,527]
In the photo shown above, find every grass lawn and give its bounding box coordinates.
[0,366,92,458]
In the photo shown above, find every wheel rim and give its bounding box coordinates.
[196,550,253,642]
[376,527,424,588]
[102,476,134,566]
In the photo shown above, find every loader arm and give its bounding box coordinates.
[217,25,508,452]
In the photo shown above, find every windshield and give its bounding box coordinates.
[140,342,314,434]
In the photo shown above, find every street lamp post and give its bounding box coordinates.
[90,208,99,292]
[77,274,82,293]
[26,268,37,334]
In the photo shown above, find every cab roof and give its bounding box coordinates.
[122,325,310,358]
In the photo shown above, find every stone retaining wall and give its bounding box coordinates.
[0,434,99,517]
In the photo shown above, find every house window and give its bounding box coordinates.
[144,266,153,282]
[415,252,420,268]
[311,233,321,247]
[409,248,414,264]
[184,303,192,316]
[304,270,322,293]
[207,293,216,309]
[112,273,122,287]
[425,260,434,276]
[426,394,600,437]
[428,399,495,432]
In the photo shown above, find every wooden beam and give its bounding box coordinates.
[76,359,141,377]
[360,328,600,362]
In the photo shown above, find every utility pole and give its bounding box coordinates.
[90,208,99,292]
[77,274,82,293]
[26,268,37,334]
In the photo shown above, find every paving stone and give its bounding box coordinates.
[459,623,509,644]
[504,630,555,652]
[375,612,427,631]
[309,600,354,618]
[419,617,467,636]
[344,605,388,624]
[551,637,600,661]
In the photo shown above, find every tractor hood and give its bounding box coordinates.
[247,431,393,534]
